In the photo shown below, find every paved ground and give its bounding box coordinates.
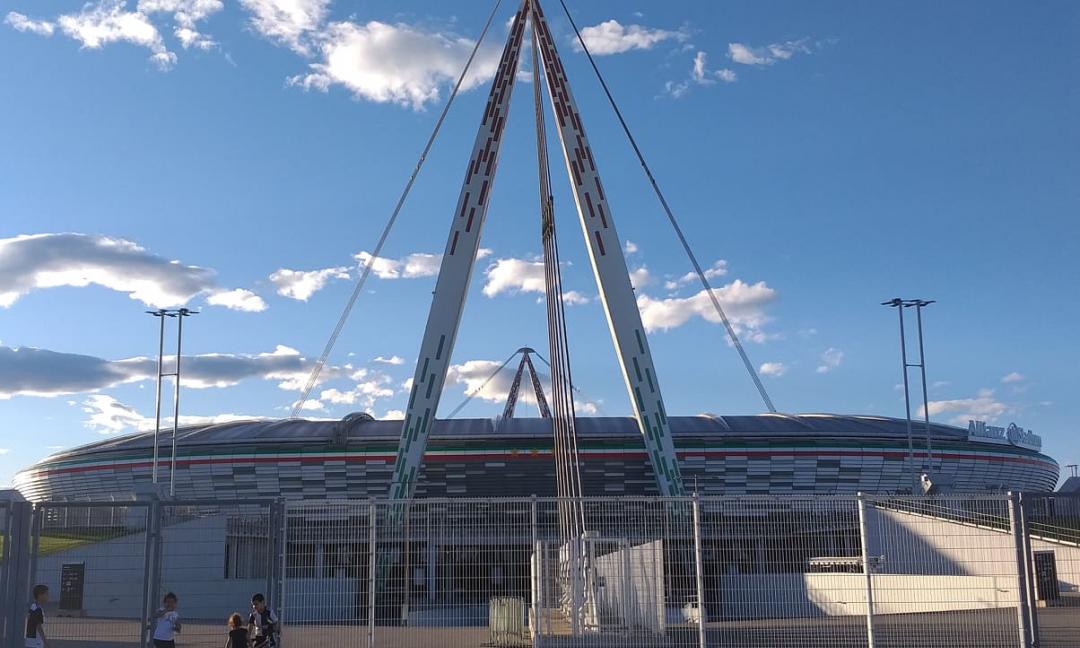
[37,607,1080,648]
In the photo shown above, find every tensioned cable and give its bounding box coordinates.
[531,350,602,413]
[290,0,505,418]
[557,0,778,414]
[532,16,586,542]
[444,350,520,419]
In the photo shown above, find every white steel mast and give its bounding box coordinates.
[389,1,529,501]
[390,0,686,499]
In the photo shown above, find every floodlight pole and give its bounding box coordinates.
[882,298,935,494]
[882,298,918,494]
[146,310,168,484]
[169,308,195,497]
[909,300,935,474]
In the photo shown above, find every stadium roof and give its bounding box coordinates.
[42,413,992,462]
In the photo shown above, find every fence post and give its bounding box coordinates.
[1008,492,1034,648]
[691,494,708,648]
[27,505,42,597]
[139,501,156,648]
[856,492,876,648]
[0,495,32,648]
[530,495,541,647]
[272,500,286,647]
[367,500,377,648]
[1017,493,1040,646]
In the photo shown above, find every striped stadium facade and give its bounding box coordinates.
[13,413,1058,502]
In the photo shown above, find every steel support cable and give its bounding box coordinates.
[532,21,585,541]
[290,0,505,418]
[532,351,601,412]
[557,0,778,414]
[444,349,520,419]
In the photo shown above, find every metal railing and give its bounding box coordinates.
[0,492,1077,647]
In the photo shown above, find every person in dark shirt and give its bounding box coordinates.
[26,584,49,648]
[248,593,278,648]
[226,613,248,648]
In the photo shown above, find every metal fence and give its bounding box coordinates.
[0,492,1077,648]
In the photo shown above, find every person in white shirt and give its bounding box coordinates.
[151,592,181,648]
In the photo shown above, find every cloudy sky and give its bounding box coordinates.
[1,0,1077,486]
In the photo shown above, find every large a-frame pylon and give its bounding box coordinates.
[390,0,685,499]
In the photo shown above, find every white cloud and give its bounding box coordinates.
[355,251,442,279]
[380,409,405,420]
[728,38,811,66]
[664,80,690,99]
[482,257,592,305]
[270,266,350,300]
[668,51,736,98]
[0,344,335,398]
[82,394,146,432]
[692,51,709,83]
[671,259,728,288]
[81,394,275,434]
[137,0,222,50]
[5,12,56,36]
[373,355,404,365]
[635,279,776,336]
[289,20,502,109]
[1001,372,1025,384]
[483,258,545,297]
[238,0,329,54]
[691,51,735,85]
[920,388,1010,427]
[206,288,267,312]
[446,359,515,404]
[815,347,844,374]
[562,291,590,305]
[572,20,686,56]
[629,267,652,290]
[445,358,601,415]
[57,0,177,70]
[318,374,394,408]
[759,361,787,377]
[623,241,638,255]
[0,233,262,310]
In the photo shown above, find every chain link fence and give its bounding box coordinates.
[0,491,1078,647]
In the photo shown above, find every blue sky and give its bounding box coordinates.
[1,0,1077,486]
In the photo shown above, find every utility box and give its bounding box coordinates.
[489,596,526,645]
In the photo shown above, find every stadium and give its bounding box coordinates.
[13,412,1058,502]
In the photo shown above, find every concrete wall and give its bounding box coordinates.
[864,506,1080,593]
[717,573,1018,620]
[592,540,665,632]
[35,515,265,619]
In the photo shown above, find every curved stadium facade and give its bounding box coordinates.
[14,413,1058,501]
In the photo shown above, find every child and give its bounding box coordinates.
[26,584,49,648]
[151,592,182,648]
[226,613,248,648]
[248,593,279,648]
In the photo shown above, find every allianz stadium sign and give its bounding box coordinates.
[968,420,1043,451]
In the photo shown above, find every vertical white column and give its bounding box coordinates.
[857,493,877,648]
[692,494,708,648]
[368,501,378,648]
[1008,492,1034,648]
[390,1,530,501]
